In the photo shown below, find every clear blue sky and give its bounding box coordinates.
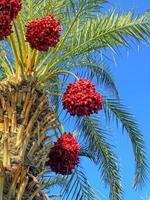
[82,1,150,200]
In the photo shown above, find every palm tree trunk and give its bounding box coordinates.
[0,80,57,199]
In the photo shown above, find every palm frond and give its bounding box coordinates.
[46,76,61,113]
[63,0,108,20]
[45,175,66,189]
[0,67,6,81]
[29,0,107,19]
[61,166,99,200]
[41,58,119,98]
[44,10,150,70]
[76,116,122,200]
[69,57,119,97]
[0,42,14,78]
[43,175,66,199]
[103,98,148,187]
[22,0,67,21]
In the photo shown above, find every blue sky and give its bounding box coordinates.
[82,1,150,200]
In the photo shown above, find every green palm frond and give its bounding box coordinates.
[69,58,119,97]
[0,50,14,78]
[63,0,108,20]
[0,69,6,81]
[61,166,100,200]
[79,146,102,165]
[46,76,61,113]
[76,116,122,200]
[103,98,148,187]
[22,0,107,23]
[44,58,119,97]
[42,10,150,72]
[43,175,66,199]
[45,175,66,189]
[22,0,66,21]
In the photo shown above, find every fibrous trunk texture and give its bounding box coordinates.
[0,80,57,200]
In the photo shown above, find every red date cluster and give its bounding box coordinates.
[26,16,61,51]
[46,133,80,175]
[63,79,103,116]
[0,0,21,40]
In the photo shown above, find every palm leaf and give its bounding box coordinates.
[61,166,99,200]
[45,175,66,189]
[76,116,122,200]
[69,57,119,97]
[103,98,148,187]
[43,10,150,70]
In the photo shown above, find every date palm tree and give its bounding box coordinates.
[0,0,149,200]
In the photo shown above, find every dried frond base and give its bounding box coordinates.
[0,80,58,199]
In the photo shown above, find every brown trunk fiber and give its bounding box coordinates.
[0,80,58,200]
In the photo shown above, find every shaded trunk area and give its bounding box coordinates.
[0,80,57,199]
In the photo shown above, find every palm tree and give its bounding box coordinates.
[0,0,149,199]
